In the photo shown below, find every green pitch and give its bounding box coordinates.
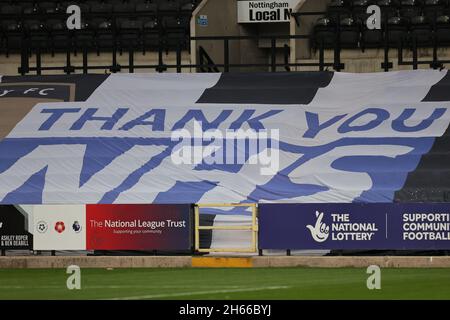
[0,268,449,300]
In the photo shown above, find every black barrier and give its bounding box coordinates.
[29,204,193,252]
[259,203,450,251]
[86,204,192,251]
[18,34,336,75]
[0,205,33,251]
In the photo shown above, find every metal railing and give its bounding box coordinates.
[194,203,258,253]
[12,11,450,75]
[17,33,338,75]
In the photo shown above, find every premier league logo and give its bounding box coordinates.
[72,221,82,233]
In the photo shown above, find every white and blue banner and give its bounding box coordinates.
[1,70,450,206]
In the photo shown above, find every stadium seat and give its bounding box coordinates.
[22,2,39,15]
[108,0,126,5]
[90,1,113,14]
[328,0,352,22]
[377,0,401,20]
[136,15,160,52]
[352,0,372,25]
[423,0,445,21]
[24,20,48,51]
[313,18,337,49]
[118,19,143,51]
[181,0,195,11]
[1,20,22,54]
[39,2,62,14]
[361,26,384,49]
[400,0,422,19]
[138,16,159,30]
[161,16,184,50]
[47,19,72,52]
[0,4,21,15]
[92,18,115,51]
[339,17,360,48]
[73,20,95,51]
[61,2,91,13]
[163,16,183,29]
[159,0,181,12]
[410,16,433,47]
[435,15,450,45]
[113,2,135,13]
[386,16,409,47]
[142,32,161,52]
[135,2,158,14]
[410,15,433,47]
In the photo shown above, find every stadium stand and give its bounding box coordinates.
[0,0,199,54]
[2,0,450,259]
[0,0,449,75]
[312,0,450,50]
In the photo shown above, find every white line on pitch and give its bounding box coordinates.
[105,286,290,300]
[0,285,247,290]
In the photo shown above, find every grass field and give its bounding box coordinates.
[0,268,449,300]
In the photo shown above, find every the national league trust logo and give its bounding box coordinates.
[306,211,329,243]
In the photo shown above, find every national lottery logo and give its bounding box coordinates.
[306,211,329,243]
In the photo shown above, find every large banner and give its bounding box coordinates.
[1,71,450,205]
[259,203,450,250]
[32,204,191,251]
[86,204,192,250]
[0,205,32,250]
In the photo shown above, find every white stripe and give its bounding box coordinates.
[106,286,290,300]
[85,73,222,106]
[311,70,447,107]
[0,285,248,290]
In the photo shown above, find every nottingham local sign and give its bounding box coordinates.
[237,0,301,23]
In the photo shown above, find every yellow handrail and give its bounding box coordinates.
[194,203,258,253]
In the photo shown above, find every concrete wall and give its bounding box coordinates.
[191,0,243,71]
[2,256,450,268]
[192,0,293,72]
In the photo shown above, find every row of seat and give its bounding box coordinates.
[329,0,450,10]
[0,0,198,54]
[0,0,197,15]
[314,15,450,50]
[327,0,450,23]
[1,23,189,54]
[1,15,189,31]
[313,0,450,50]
